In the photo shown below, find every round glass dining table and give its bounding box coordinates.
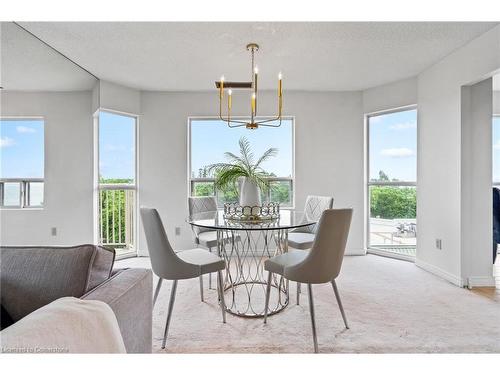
[186,210,316,318]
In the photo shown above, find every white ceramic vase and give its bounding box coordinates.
[238,177,262,209]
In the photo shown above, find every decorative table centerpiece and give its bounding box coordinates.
[223,202,280,222]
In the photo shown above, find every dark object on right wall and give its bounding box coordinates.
[493,188,500,264]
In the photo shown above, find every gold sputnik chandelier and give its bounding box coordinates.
[216,43,283,129]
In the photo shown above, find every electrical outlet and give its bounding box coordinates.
[51,227,57,236]
[175,227,181,236]
[435,239,442,250]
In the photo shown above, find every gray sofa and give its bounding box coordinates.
[0,245,152,353]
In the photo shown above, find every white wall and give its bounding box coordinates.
[460,79,495,287]
[363,77,418,114]
[138,90,364,256]
[0,91,94,246]
[494,91,500,114]
[416,25,500,286]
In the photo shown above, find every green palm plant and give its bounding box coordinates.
[207,136,278,194]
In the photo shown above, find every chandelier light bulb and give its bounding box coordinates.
[216,43,283,129]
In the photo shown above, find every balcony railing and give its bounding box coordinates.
[98,184,135,254]
[368,183,417,256]
[0,178,44,208]
[190,177,294,208]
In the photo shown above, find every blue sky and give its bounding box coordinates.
[98,111,135,181]
[369,109,417,181]
[190,119,293,177]
[0,119,44,178]
[2,114,499,183]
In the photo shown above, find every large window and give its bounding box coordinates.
[189,118,294,207]
[0,119,44,208]
[367,108,417,258]
[97,111,137,257]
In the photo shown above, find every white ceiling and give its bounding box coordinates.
[0,22,97,91]
[7,22,500,92]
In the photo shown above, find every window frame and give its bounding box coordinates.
[94,108,139,258]
[187,116,296,209]
[364,105,418,254]
[0,117,45,209]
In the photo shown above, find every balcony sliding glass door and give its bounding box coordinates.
[367,107,417,260]
[97,111,137,257]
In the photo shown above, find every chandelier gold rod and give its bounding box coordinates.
[217,42,282,129]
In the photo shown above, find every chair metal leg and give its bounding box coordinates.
[216,270,227,323]
[161,280,178,349]
[307,284,319,353]
[208,248,213,289]
[153,278,163,307]
[199,275,204,302]
[263,272,273,324]
[331,279,349,329]
[296,282,301,305]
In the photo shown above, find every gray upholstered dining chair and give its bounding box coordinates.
[188,196,217,289]
[140,207,227,349]
[289,195,334,249]
[188,196,239,291]
[263,209,353,353]
[188,196,218,290]
[289,195,333,304]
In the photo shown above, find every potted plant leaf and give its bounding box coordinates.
[207,136,278,208]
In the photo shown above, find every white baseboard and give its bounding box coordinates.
[345,248,367,256]
[467,276,496,288]
[367,248,415,262]
[415,259,465,287]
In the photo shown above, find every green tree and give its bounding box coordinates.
[370,186,416,219]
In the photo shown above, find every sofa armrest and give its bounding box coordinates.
[82,268,152,353]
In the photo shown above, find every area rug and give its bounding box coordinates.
[116,255,500,353]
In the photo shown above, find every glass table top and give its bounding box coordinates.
[186,210,316,231]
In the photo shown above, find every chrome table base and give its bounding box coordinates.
[217,228,289,317]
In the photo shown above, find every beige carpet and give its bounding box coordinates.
[116,255,500,353]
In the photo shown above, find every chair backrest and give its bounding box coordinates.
[188,196,217,236]
[286,209,353,284]
[301,195,334,233]
[140,207,197,280]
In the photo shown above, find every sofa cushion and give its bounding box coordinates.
[0,245,115,322]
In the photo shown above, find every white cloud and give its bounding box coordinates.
[0,137,15,148]
[390,121,416,130]
[104,144,125,152]
[493,140,500,150]
[16,125,36,133]
[381,148,415,158]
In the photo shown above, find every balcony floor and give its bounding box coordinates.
[368,245,416,259]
